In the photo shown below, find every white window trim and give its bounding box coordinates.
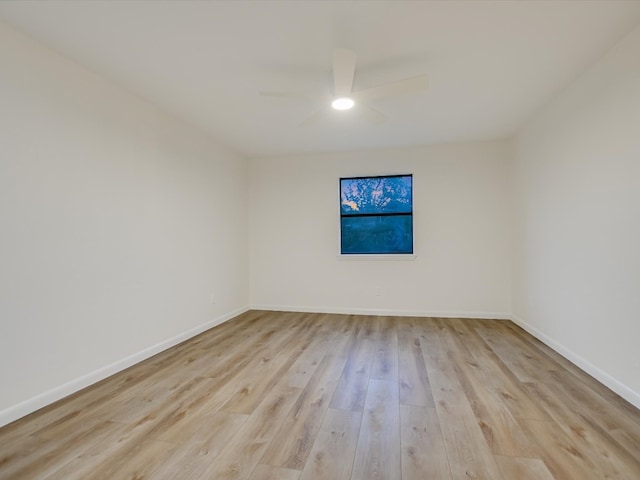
[337,172,416,258]
[337,254,417,261]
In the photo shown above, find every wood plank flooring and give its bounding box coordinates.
[1,310,639,479]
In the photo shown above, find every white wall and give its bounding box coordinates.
[513,25,640,406]
[3,7,637,429]
[250,141,512,318]
[0,19,249,425]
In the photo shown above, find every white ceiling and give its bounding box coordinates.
[1,1,640,158]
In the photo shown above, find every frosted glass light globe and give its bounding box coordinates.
[331,97,355,110]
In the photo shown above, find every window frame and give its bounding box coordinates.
[339,173,414,256]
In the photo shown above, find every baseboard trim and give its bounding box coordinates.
[510,314,640,410]
[0,305,250,428]
[8,305,634,428]
[250,304,510,320]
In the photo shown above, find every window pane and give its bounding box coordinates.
[341,175,412,215]
[341,215,413,254]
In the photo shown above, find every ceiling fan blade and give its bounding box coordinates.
[332,48,357,98]
[358,103,387,125]
[299,109,331,128]
[260,91,327,100]
[355,75,428,101]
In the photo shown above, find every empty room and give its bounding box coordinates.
[1,1,639,479]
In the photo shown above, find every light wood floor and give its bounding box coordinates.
[1,311,639,479]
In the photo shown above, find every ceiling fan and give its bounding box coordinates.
[260,48,428,127]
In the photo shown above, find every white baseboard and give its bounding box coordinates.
[510,314,640,410]
[0,305,250,428]
[250,303,511,320]
[252,305,639,409]
[7,306,634,428]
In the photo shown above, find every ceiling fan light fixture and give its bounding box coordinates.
[331,97,355,110]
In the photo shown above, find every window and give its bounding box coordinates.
[340,174,413,255]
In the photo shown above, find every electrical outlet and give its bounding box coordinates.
[210,293,216,305]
